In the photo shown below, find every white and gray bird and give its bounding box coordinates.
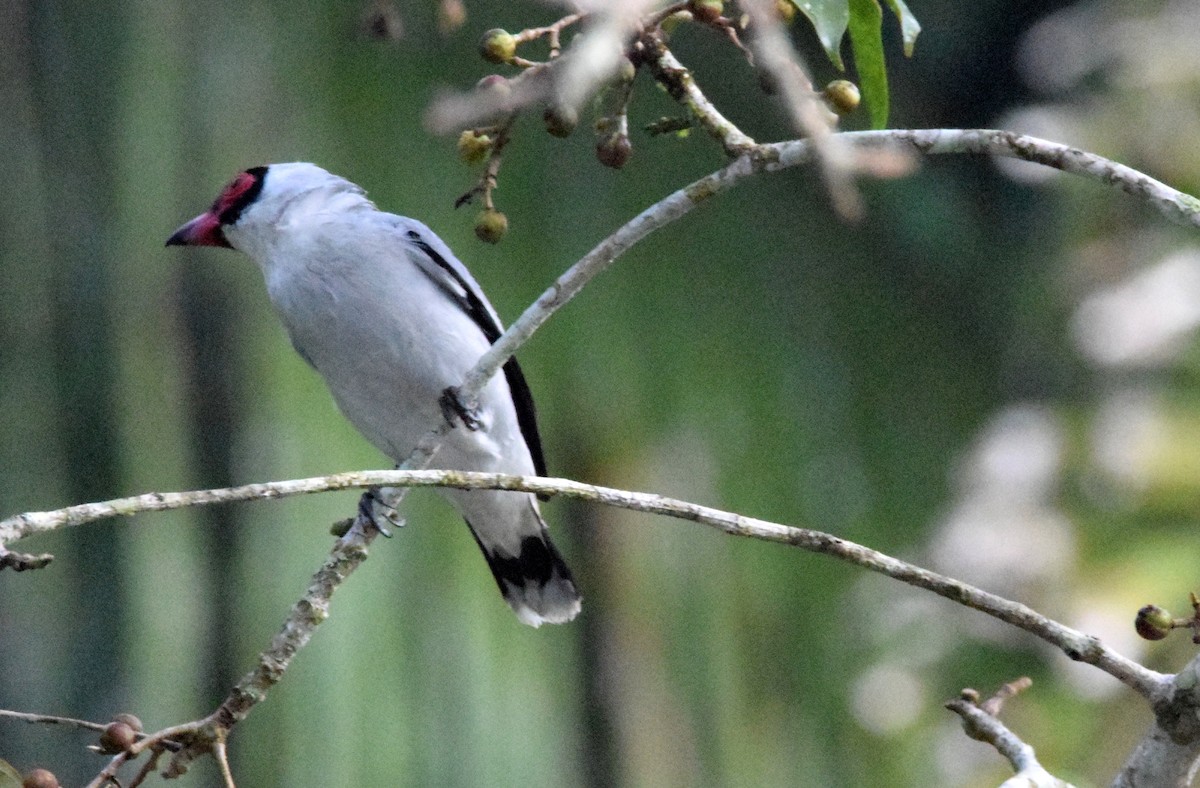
[167,163,581,626]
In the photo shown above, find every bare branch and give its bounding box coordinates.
[0,468,1171,700]
[0,546,53,571]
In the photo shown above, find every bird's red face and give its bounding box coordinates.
[166,166,267,248]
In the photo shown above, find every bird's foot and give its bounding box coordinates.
[357,488,405,538]
[440,386,482,431]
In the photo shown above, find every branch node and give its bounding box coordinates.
[0,547,54,571]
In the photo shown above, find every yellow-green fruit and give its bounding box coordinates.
[474,209,508,244]
[688,0,724,23]
[457,130,493,164]
[823,79,861,114]
[775,0,796,24]
[22,769,60,788]
[1135,605,1174,641]
[479,28,517,64]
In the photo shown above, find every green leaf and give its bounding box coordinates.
[791,0,851,71]
[883,0,921,56]
[847,0,888,128]
[0,759,23,788]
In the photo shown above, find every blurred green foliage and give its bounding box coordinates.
[1,1,1199,786]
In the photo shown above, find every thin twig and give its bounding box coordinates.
[213,739,236,788]
[946,682,1070,787]
[0,708,107,732]
[455,116,515,209]
[514,12,585,53]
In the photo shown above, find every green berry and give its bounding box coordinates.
[479,28,517,64]
[474,209,508,244]
[823,79,861,114]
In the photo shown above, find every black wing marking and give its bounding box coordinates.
[405,230,549,481]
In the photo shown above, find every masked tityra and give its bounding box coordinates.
[167,163,581,626]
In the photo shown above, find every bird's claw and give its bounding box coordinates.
[358,489,404,537]
[440,386,482,431]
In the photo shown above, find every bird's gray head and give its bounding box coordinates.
[166,163,368,253]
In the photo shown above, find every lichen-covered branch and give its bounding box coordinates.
[637,32,758,157]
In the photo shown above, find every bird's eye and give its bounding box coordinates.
[214,166,267,225]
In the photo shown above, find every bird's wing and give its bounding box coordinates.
[391,217,549,480]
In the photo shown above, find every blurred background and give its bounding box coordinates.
[2,0,1199,785]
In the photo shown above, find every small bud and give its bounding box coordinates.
[775,0,796,25]
[22,769,60,788]
[474,209,508,244]
[1136,605,1175,641]
[595,133,632,169]
[98,721,137,754]
[112,713,143,733]
[479,28,517,64]
[457,130,493,164]
[688,0,724,24]
[823,79,861,114]
[543,103,579,138]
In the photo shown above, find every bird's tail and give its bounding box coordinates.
[465,508,581,627]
